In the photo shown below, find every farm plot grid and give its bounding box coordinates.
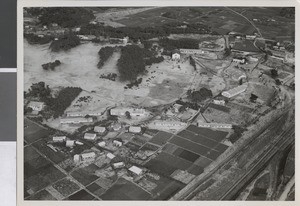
[145,125,229,186]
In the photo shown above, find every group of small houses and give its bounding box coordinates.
[73,151,143,176]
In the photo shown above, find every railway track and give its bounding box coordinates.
[171,106,293,200]
[219,126,294,200]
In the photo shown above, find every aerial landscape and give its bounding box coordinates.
[23,6,295,201]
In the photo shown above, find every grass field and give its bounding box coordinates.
[100,178,152,200]
[24,119,52,143]
[186,125,228,142]
[71,164,100,186]
[169,135,211,156]
[32,139,68,164]
[52,177,81,198]
[149,131,173,146]
[24,146,66,194]
[67,189,95,200]
[27,190,56,200]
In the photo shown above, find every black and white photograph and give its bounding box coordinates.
[20,1,296,203]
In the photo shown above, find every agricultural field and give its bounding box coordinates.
[24,146,66,197]
[24,118,52,143]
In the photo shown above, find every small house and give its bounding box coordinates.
[173,103,183,113]
[213,99,226,106]
[81,152,96,161]
[106,153,116,159]
[113,140,123,147]
[113,162,125,169]
[112,123,122,131]
[98,141,106,147]
[84,133,96,140]
[66,140,75,147]
[28,101,44,111]
[172,52,181,60]
[94,126,106,134]
[74,154,81,163]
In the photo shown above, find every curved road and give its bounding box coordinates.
[225,7,263,38]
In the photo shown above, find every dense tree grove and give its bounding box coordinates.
[144,56,164,66]
[279,7,295,19]
[49,33,81,52]
[158,38,199,51]
[117,45,146,82]
[42,60,61,70]
[27,8,95,28]
[97,46,116,68]
[44,87,82,118]
[189,56,197,71]
[26,82,51,101]
[79,22,211,42]
[24,33,53,45]
[100,73,117,81]
[187,88,213,102]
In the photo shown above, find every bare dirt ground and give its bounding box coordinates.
[94,7,157,27]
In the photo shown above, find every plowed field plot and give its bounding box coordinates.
[87,183,106,198]
[140,143,160,152]
[52,178,81,198]
[186,125,228,142]
[125,142,141,152]
[24,146,66,195]
[24,119,52,143]
[71,164,100,186]
[27,190,56,200]
[172,147,200,163]
[145,152,203,176]
[32,139,68,164]
[177,129,218,148]
[67,189,95,200]
[214,143,229,153]
[208,103,230,113]
[169,135,211,156]
[149,131,174,146]
[100,178,151,200]
[194,156,213,168]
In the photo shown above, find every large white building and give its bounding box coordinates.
[221,84,248,98]
[81,152,96,161]
[52,136,66,143]
[149,120,187,131]
[129,166,143,175]
[197,122,232,129]
[110,108,147,117]
[128,126,142,133]
[60,117,93,124]
[179,49,207,55]
[66,111,103,117]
